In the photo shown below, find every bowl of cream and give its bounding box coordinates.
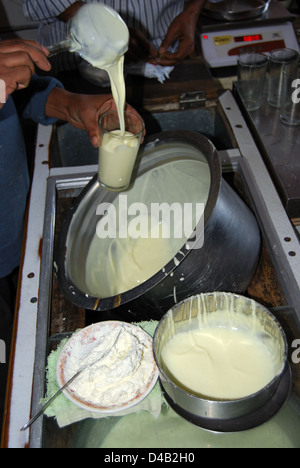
[153,292,289,431]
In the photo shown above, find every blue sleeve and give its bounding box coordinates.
[20,74,64,125]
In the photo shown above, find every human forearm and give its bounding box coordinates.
[58,1,85,22]
[45,87,71,123]
[157,0,205,65]
[0,39,51,107]
[185,0,206,18]
[45,88,111,147]
[45,89,144,148]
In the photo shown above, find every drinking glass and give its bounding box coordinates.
[237,53,269,111]
[268,48,299,108]
[99,111,145,191]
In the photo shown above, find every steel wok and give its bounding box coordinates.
[56,131,261,320]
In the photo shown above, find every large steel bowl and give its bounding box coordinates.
[56,131,261,319]
[153,292,290,432]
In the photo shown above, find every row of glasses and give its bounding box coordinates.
[237,48,300,125]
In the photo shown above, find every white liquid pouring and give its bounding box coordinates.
[48,4,129,134]
[68,4,143,186]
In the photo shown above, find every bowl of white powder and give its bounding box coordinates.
[153,292,290,432]
[56,321,158,413]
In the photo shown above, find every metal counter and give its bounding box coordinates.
[3,90,300,448]
[233,83,300,220]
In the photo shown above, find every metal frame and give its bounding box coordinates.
[219,91,300,316]
[5,90,300,448]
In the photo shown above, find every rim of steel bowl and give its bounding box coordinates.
[55,131,222,312]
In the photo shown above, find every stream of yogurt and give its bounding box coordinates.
[79,4,140,185]
[70,3,143,188]
[103,57,127,135]
[97,56,143,188]
[70,4,129,133]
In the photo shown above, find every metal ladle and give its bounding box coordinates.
[47,3,129,68]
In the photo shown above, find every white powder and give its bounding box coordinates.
[62,323,156,409]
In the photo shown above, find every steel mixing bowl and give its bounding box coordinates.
[56,131,261,318]
[153,292,289,431]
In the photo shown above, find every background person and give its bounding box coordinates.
[22,0,205,76]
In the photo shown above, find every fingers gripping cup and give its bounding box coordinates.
[99,111,145,191]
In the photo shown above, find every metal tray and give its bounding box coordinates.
[202,0,270,22]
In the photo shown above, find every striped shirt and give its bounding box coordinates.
[22,0,186,71]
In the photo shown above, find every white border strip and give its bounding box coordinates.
[6,125,52,448]
[0,79,6,104]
